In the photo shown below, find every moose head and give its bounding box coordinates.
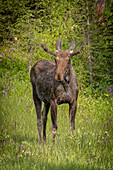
[41,40,84,82]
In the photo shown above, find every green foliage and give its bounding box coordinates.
[0,57,29,95]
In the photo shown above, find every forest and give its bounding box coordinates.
[0,0,113,169]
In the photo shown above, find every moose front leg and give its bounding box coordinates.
[69,101,77,131]
[51,101,58,143]
[43,103,50,141]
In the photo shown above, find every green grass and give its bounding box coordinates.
[0,79,113,170]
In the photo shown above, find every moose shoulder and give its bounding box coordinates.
[30,40,84,142]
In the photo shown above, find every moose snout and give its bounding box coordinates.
[55,73,64,81]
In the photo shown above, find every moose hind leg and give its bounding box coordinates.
[32,84,42,141]
[43,103,50,141]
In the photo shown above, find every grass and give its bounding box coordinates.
[0,78,113,170]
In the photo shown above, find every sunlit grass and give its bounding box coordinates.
[0,80,113,170]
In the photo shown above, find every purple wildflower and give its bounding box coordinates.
[109,114,111,120]
[3,140,6,146]
[22,148,24,151]
[83,121,85,126]
[19,144,21,151]
[86,119,88,122]
[65,115,67,119]
[4,86,7,97]
[111,120,112,124]
[104,138,107,146]
[26,103,28,110]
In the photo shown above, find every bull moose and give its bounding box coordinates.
[30,40,84,142]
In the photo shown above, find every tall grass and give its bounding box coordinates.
[0,78,113,170]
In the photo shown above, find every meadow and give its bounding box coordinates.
[0,58,113,170]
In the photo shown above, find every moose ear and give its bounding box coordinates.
[56,39,61,51]
[69,40,75,52]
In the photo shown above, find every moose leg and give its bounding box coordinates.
[69,101,77,131]
[51,101,57,143]
[43,103,50,141]
[32,85,42,142]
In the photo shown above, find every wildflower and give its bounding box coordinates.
[109,115,111,120]
[4,86,7,97]
[104,138,107,146]
[65,115,67,119]
[83,121,85,126]
[19,144,21,151]
[86,119,88,122]
[26,103,28,110]
[3,140,6,146]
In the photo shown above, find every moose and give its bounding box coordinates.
[30,40,84,142]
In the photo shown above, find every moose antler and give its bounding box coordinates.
[41,44,56,56]
[56,39,61,50]
[69,40,75,51]
[70,45,85,57]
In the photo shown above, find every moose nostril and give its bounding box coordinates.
[58,74,60,80]
[55,73,63,81]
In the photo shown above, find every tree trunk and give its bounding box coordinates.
[87,3,93,84]
[94,0,106,22]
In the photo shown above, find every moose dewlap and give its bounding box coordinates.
[30,40,84,142]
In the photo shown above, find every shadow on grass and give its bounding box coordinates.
[0,157,101,170]
[11,132,39,144]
